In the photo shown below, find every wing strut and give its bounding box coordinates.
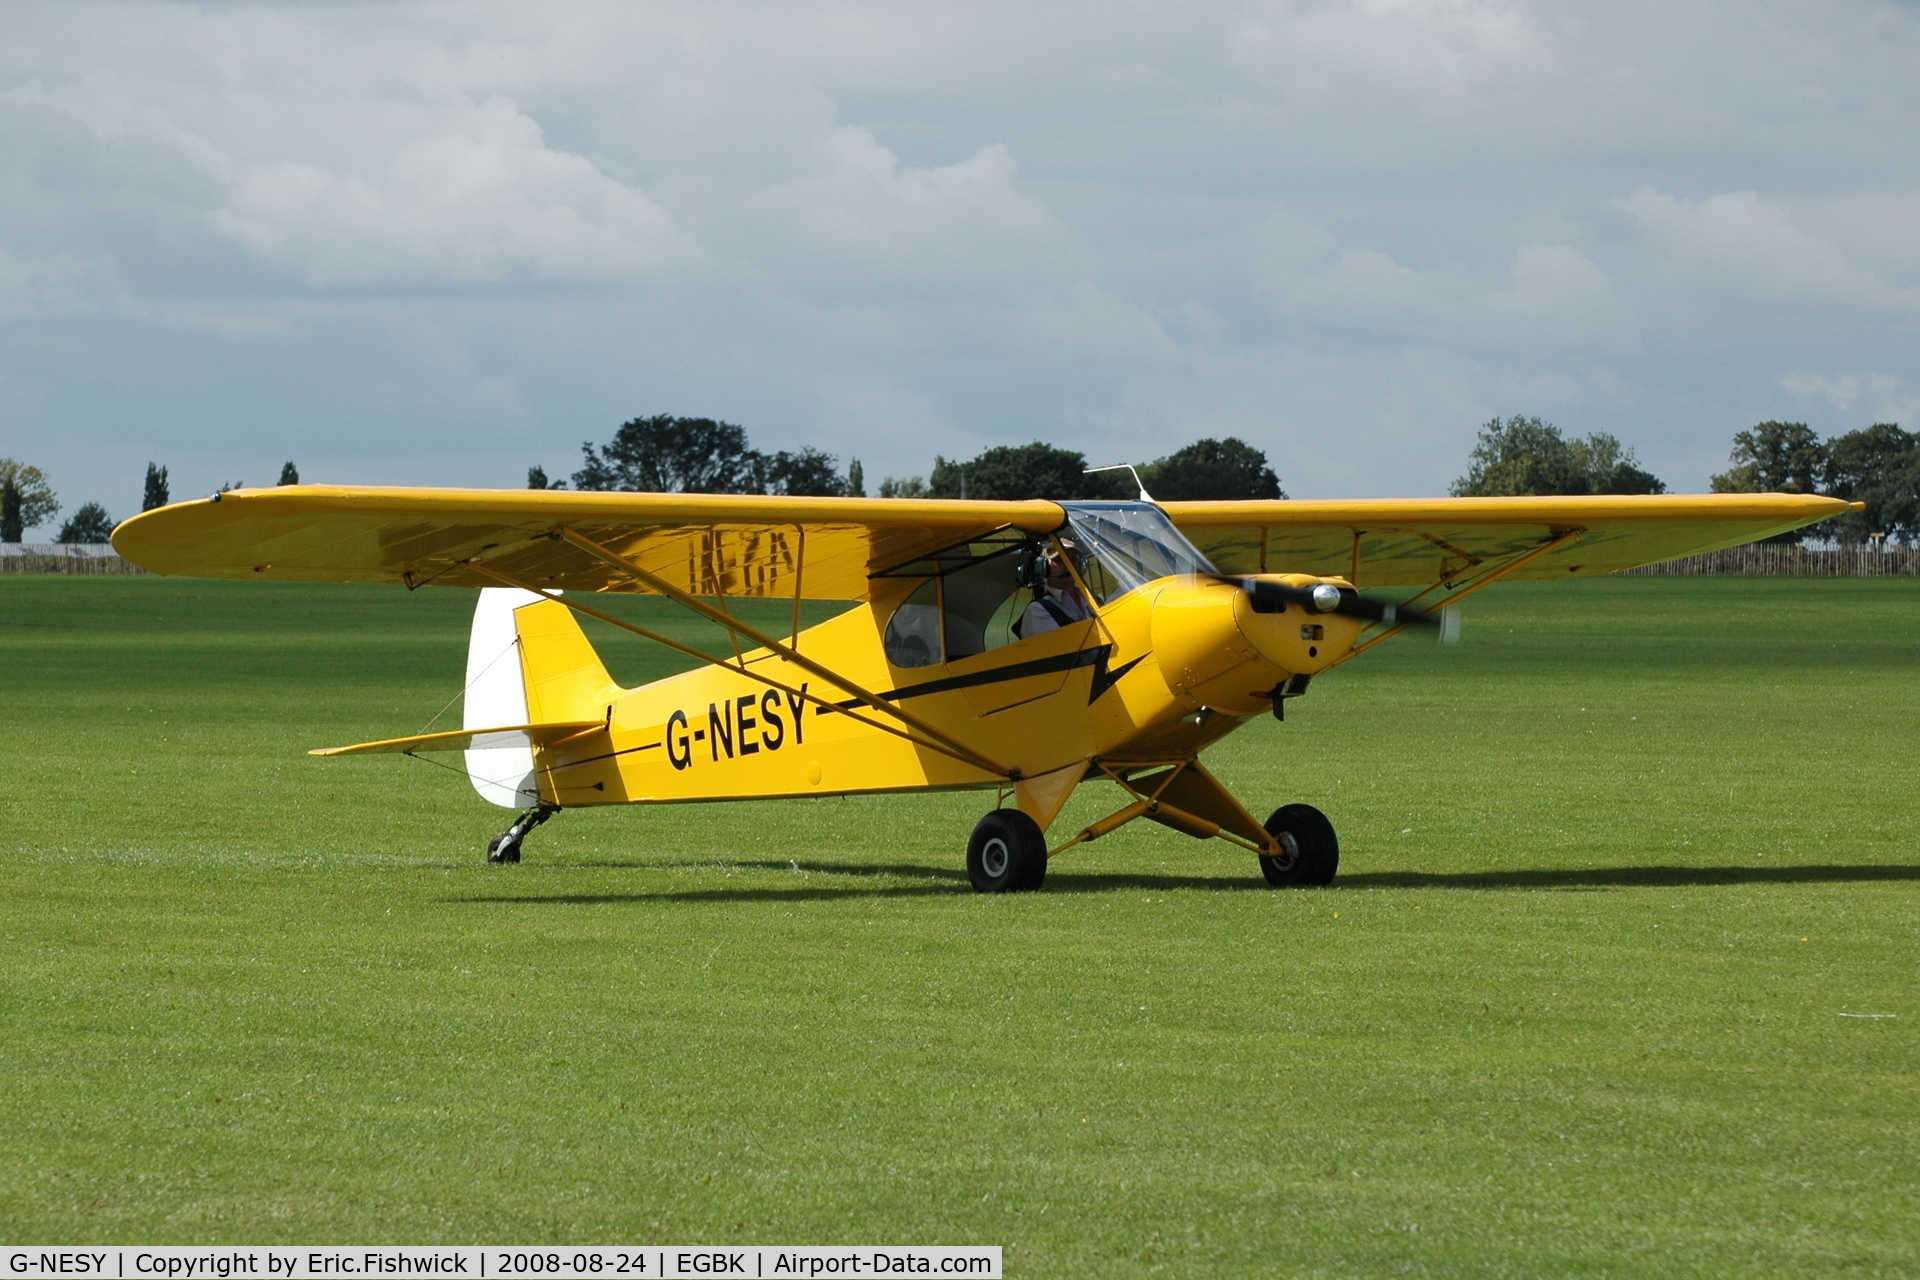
[552,527,1013,778]
[1336,527,1585,663]
[463,557,1012,781]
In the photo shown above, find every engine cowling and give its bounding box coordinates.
[1148,574,1366,715]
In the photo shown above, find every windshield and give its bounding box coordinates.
[1061,502,1217,603]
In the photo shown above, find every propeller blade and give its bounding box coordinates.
[1211,575,1443,628]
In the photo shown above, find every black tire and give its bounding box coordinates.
[487,833,521,864]
[967,809,1048,893]
[1260,803,1338,887]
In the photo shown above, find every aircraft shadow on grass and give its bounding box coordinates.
[446,860,1920,906]
[1342,864,1920,891]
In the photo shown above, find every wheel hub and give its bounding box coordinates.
[980,837,1010,879]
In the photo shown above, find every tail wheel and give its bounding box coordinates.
[486,804,555,865]
[1260,803,1338,887]
[967,809,1049,893]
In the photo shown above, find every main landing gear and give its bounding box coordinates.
[967,809,1049,893]
[1258,803,1339,887]
[963,786,1340,893]
[487,804,558,864]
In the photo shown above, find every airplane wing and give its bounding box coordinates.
[1162,493,1858,588]
[112,486,1064,600]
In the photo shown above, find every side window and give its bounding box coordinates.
[942,553,1025,660]
[883,579,942,668]
[1068,546,1123,604]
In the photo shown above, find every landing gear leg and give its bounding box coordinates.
[487,804,558,864]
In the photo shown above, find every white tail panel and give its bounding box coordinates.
[463,588,545,808]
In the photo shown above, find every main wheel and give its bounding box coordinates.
[967,809,1048,893]
[1260,803,1338,887]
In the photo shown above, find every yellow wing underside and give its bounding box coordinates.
[113,485,1854,599]
[113,487,1062,600]
[1166,494,1856,587]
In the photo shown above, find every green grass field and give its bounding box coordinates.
[1,574,1915,1276]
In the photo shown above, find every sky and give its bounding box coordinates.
[3,0,1918,527]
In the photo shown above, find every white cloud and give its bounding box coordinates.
[1252,213,1450,335]
[1232,0,1542,106]
[1779,371,1919,424]
[1488,245,1635,354]
[1806,192,1920,283]
[1620,188,1916,312]
[209,97,693,286]
[0,249,118,319]
[754,128,1087,300]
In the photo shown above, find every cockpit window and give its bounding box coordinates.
[876,531,1030,665]
[1061,502,1216,603]
[883,579,942,667]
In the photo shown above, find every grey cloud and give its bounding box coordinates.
[1,0,1918,516]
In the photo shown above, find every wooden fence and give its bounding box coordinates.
[1625,544,1920,576]
[0,544,146,575]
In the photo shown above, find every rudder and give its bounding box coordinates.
[463,588,620,808]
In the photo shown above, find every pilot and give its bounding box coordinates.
[1020,550,1092,636]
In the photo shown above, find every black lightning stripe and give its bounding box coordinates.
[546,741,662,771]
[1087,653,1146,704]
[827,644,1147,710]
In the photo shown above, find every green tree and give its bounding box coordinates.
[527,464,563,490]
[1451,417,1666,497]
[574,415,762,493]
[1140,437,1284,500]
[572,414,848,496]
[879,476,928,498]
[754,447,847,497]
[278,461,300,486]
[1824,423,1920,545]
[1574,432,1668,495]
[0,459,58,534]
[847,458,865,498]
[1,480,20,543]
[1709,422,1826,495]
[142,463,169,511]
[57,502,115,543]
[1708,420,1829,544]
[928,442,1129,500]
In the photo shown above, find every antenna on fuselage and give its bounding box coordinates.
[1085,463,1153,502]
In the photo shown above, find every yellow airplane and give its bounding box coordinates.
[113,486,1851,891]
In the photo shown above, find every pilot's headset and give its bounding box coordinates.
[1014,540,1051,599]
[1015,538,1078,599]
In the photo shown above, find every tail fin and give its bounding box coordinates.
[463,588,619,808]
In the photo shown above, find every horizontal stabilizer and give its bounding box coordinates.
[311,721,606,757]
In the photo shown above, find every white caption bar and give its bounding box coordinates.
[3,1250,1000,1280]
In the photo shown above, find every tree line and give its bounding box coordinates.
[1450,416,1666,497]
[1706,421,1916,545]
[539,415,1285,503]
[1450,414,1916,544]
[11,414,1905,546]
[0,459,300,543]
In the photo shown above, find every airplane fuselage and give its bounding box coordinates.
[519,572,1367,809]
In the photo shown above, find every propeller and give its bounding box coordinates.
[1210,574,1448,631]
